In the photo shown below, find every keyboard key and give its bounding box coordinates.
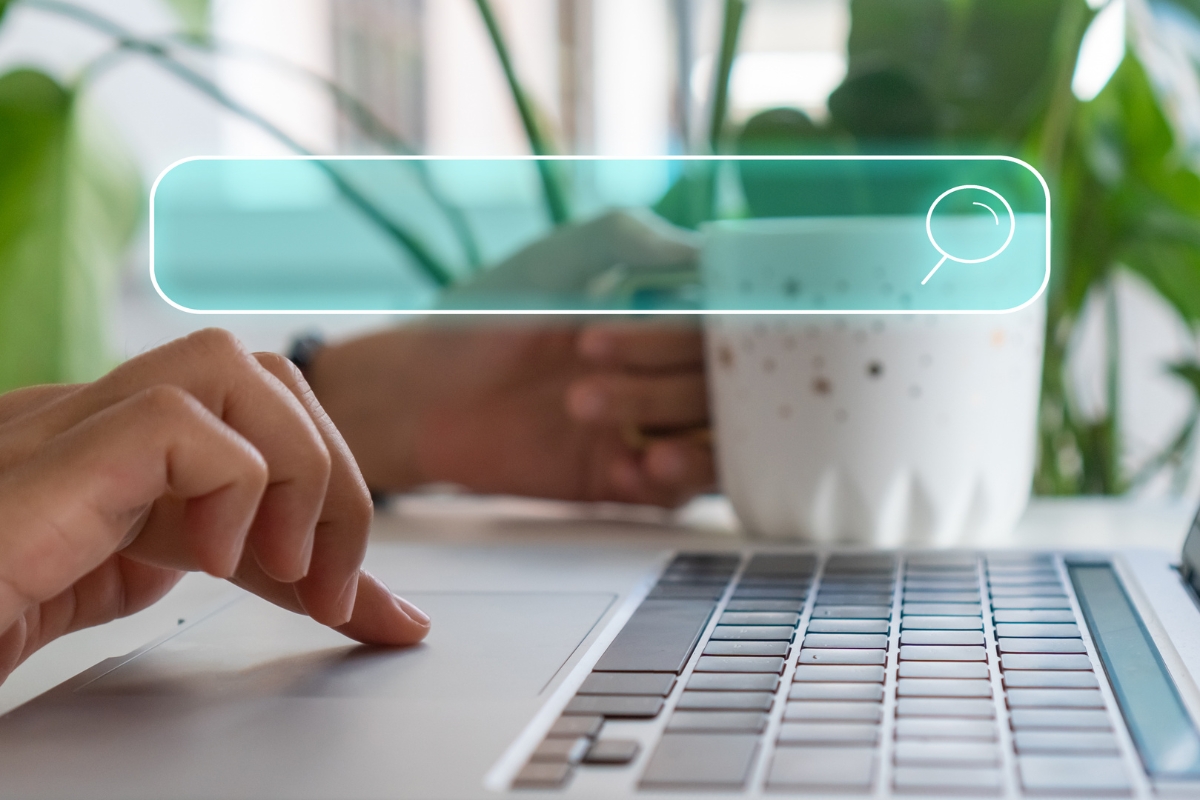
[897,698,995,717]
[647,585,726,600]
[711,625,795,641]
[640,733,759,789]
[798,648,886,665]
[903,603,981,616]
[777,723,880,745]
[1013,730,1120,754]
[687,673,779,692]
[547,716,603,738]
[900,645,986,661]
[1010,709,1112,729]
[903,591,981,603]
[896,718,997,739]
[811,605,891,619]
[993,609,1075,623]
[513,762,571,788]
[744,554,817,574]
[564,695,664,718]
[991,596,1071,609]
[768,747,876,791]
[899,662,989,679]
[893,766,1002,793]
[819,585,894,597]
[694,656,784,673]
[731,588,806,600]
[900,630,984,646]
[531,737,590,763]
[802,633,888,649]
[719,611,800,626]
[785,701,883,722]
[789,682,884,701]
[735,579,809,590]
[894,741,1000,765]
[985,567,1059,577]
[676,691,774,712]
[998,638,1086,654]
[1007,689,1105,708]
[1003,671,1098,689]
[806,618,889,634]
[793,664,885,682]
[897,678,991,697]
[667,711,767,733]
[583,739,640,765]
[724,599,804,612]
[815,593,893,606]
[1001,653,1092,671]
[703,640,790,657]
[904,581,979,591]
[901,616,983,630]
[593,600,714,673]
[989,585,1065,597]
[1018,755,1131,793]
[578,672,676,696]
[987,574,1060,586]
[994,623,1081,638]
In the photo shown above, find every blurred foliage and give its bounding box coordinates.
[0,70,141,392]
[655,0,1200,497]
[163,0,207,38]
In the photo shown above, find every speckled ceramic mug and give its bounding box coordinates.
[702,219,1045,544]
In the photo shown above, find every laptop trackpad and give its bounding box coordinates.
[76,591,617,699]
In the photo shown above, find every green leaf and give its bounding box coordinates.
[1065,57,1200,324]
[828,69,939,140]
[842,0,1071,140]
[0,1,11,24]
[1167,360,1200,399]
[164,0,209,37]
[0,69,142,392]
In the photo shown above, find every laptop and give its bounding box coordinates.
[1,505,1200,799]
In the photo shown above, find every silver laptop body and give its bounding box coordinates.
[2,510,1200,800]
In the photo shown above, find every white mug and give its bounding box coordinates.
[702,217,1045,544]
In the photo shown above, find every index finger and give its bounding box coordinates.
[577,322,705,371]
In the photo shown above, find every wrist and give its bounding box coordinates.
[295,329,426,494]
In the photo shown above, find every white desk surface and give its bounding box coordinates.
[1,495,1192,718]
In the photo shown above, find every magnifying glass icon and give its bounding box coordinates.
[921,184,1015,286]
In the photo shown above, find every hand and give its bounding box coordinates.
[308,319,715,507]
[438,209,700,309]
[0,329,429,684]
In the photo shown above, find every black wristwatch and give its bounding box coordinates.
[287,333,325,378]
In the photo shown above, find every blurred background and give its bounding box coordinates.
[2,0,1200,503]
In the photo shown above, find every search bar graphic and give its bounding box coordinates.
[151,156,1049,314]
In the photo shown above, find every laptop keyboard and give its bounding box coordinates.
[513,551,1139,795]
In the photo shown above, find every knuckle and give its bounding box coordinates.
[134,384,198,419]
[183,328,253,367]
[347,486,373,531]
[256,351,305,384]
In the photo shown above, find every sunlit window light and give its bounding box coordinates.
[1072,0,1127,101]
[692,51,848,122]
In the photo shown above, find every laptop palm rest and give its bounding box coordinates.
[0,590,616,800]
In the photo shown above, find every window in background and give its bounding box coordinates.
[424,0,559,155]
[331,0,426,152]
[558,0,594,152]
[685,0,848,138]
[212,0,337,155]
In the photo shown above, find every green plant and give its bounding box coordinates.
[0,0,505,391]
[641,0,1200,497]
[0,55,140,391]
